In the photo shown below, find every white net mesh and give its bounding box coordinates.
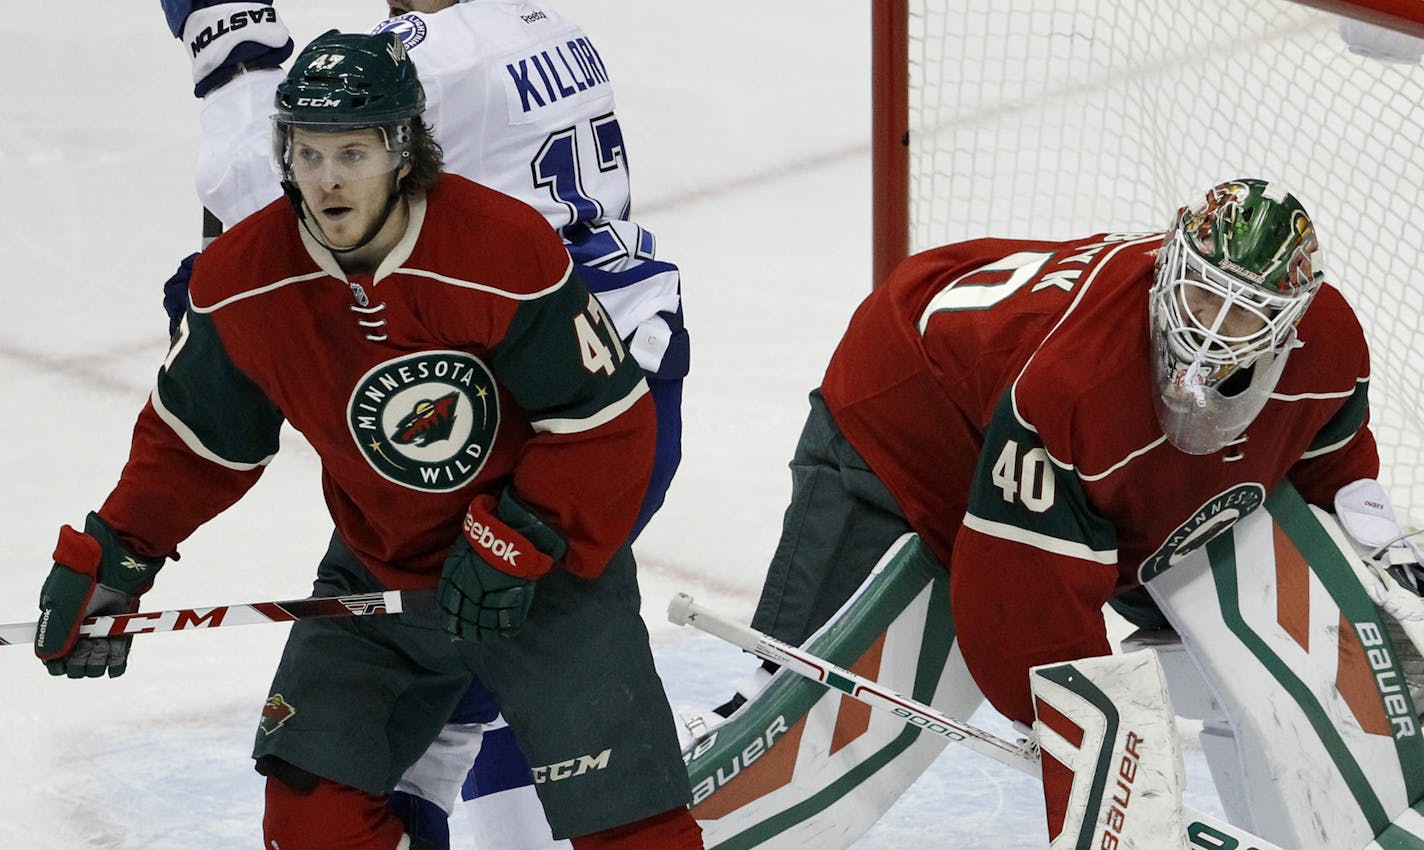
[907,0,1424,531]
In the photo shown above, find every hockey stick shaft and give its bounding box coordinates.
[667,592,1289,850]
[0,588,434,647]
[667,592,1032,766]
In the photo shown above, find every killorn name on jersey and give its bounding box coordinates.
[505,37,611,113]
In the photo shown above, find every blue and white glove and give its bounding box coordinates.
[160,0,293,97]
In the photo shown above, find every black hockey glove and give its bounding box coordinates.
[35,513,164,678]
[438,491,567,641]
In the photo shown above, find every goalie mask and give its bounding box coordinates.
[1149,179,1323,455]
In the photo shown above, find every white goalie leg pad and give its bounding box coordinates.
[685,533,979,849]
[1144,481,1424,849]
[675,665,773,750]
[1118,628,1260,828]
[1030,650,1187,850]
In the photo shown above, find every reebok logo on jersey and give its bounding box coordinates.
[188,7,279,57]
[521,10,548,24]
[463,514,522,567]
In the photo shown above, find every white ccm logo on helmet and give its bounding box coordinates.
[295,96,342,108]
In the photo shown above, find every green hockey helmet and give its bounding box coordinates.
[275,29,424,129]
[272,29,425,175]
[1149,179,1325,454]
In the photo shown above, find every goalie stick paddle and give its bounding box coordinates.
[667,592,1291,850]
[0,589,435,647]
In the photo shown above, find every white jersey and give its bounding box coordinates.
[194,0,680,374]
[373,1,653,270]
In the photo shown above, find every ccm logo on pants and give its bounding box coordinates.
[532,749,612,783]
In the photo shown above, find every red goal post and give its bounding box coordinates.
[1290,0,1424,38]
[870,0,1424,531]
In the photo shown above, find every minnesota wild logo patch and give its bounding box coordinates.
[259,694,296,736]
[347,351,499,492]
[1138,482,1264,583]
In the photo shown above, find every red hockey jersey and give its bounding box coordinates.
[822,232,1377,721]
[99,175,654,588]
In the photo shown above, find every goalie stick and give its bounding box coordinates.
[0,588,434,647]
[668,591,1290,850]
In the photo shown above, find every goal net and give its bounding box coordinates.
[875,0,1424,532]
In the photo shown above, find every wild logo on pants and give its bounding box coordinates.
[259,694,297,736]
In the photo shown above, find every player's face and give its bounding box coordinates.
[1179,284,1268,346]
[388,0,457,16]
[288,127,409,251]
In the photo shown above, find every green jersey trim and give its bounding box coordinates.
[1299,377,1370,459]
[153,311,284,470]
[966,392,1119,561]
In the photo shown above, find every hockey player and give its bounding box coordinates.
[157,1,688,847]
[33,30,702,850]
[730,179,1421,814]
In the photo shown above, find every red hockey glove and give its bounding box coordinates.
[35,513,164,678]
[438,491,566,641]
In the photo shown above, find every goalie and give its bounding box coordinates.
[711,179,1422,844]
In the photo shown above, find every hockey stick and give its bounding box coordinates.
[0,589,434,647]
[667,592,1289,850]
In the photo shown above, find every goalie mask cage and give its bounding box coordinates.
[872,0,1424,533]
